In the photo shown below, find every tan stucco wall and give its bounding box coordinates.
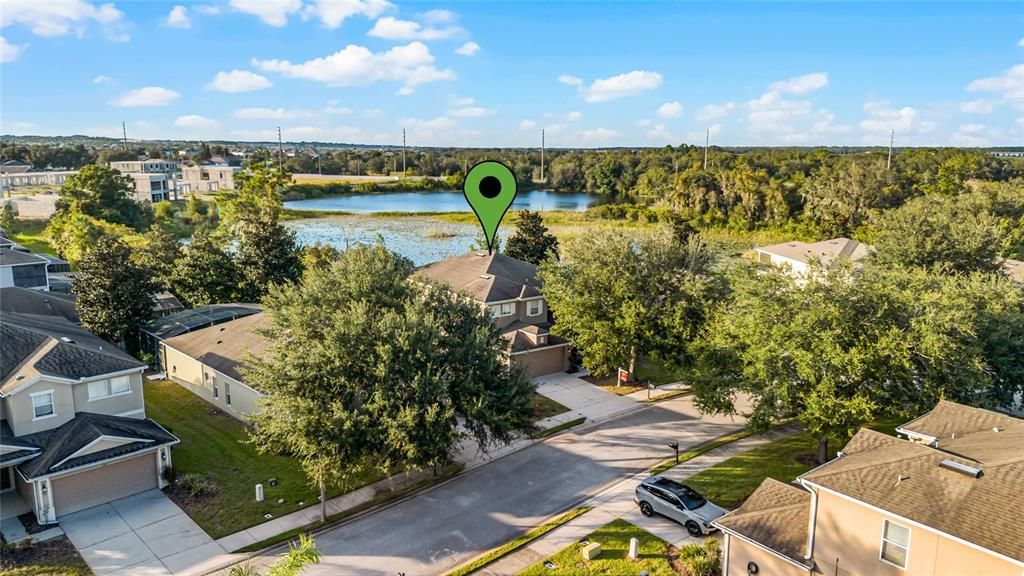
[725,534,810,576]
[71,373,146,418]
[162,343,263,420]
[4,379,75,436]
[491,297,546,329]
[15,472,34,516]
[812,487,1020,576]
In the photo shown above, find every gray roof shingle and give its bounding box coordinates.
[415,252,543,303]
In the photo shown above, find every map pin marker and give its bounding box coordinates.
[464,160,518,254]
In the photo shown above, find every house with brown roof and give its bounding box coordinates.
[0,310,178,525]
[714,400,1024,576]
[753,238,872,278]
[414,252,571,378]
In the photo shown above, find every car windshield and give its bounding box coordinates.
[654,478,707,510]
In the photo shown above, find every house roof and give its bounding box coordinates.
[0,247,48,267]
[142,303,262,340]
[755,238,872,268]
[6,412,178,479]
[415,252,543,303]
[0,311,144,391]
[0,420,40,465]
[499,320,570,353]
[161,313,269,382]
[802,410,1024,563]
[714,478,811,565]
[0,287,79,323]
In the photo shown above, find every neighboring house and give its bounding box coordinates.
[0,287,79,322]
[0,246,50,291]
[714,401,1024,576]
[179,164,241,194]
[159,313,269,420]
[0,311,177,524]
[753,238,872,277]
[415,252,571,378]
[140,303,262,359]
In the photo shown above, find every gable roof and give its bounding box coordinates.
[415,252,543,303]
[756,238,872,268]
[1,311,144,392]
[897,400,1021,442]
[161,313,269,382]
[0,287,79,323]
[5,412,178,479]
[802,408,1024,563]
[713,478,812,567]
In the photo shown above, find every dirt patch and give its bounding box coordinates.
[0,535,92,575]
[163,482,221,520]
[17,513,47,535]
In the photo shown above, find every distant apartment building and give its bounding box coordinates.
[180,163,241,194]
[0,171,78,195]
[714,401,1024,576]
[108,159,181,202]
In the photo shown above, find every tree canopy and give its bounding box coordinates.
[56,164,152,230]
[504,210,559,265]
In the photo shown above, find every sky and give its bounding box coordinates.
[0,1,1022,148]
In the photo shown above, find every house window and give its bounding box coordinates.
[213,380,219,399]
[489,302,516,317]
[880,519,910,568]
[527,300,543,317]
[88,376,131,400]
[225,382,232,406]
[31,391,55,419]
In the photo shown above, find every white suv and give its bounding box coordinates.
[634,475,727,536]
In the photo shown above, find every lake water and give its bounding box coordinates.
[286,215,484,266]
[283,189,598,213]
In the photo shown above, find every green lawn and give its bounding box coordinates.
[532,392,571,419]
[684,417,904,509]
[634,356,689,386]
[8,219,57,256]
[519,519,678,576]
[144,379,389,539]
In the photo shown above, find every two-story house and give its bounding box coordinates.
[0,311,177,524]
[714,400,1023,576]
[415,252,571,377]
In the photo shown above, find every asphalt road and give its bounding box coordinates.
[241,396,749,576]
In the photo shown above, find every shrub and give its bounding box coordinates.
[677,537,722,576]
[161,465,177,485]
[177,472,215,498]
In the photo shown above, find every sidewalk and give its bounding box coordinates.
[473,424,800,575]
[624,381,689,402]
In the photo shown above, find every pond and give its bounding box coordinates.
[283,189,598,213]
[285,215,484,266]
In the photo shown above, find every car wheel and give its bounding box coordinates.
[685,521,702,537]
[639,501,654,517]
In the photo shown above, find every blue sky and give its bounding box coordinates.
[1,1,1021,147]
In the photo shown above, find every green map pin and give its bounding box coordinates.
[464,160,518,254]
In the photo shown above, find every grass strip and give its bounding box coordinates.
[234,462,464,553]
[443,506,593,576]
[650,428,759,475]
[641,389,691,404]
[532,416,586,439]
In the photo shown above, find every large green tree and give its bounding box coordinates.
[73,235,157,354]
[539,229,720,377]
[219,164,291,228]
[504,210,559,265]
[245,244,536,521]
[56,164,152,230]
[169,230,240,306]
[692,263,1024,463]
[133,225,183,292]
[802,158,901,237]
[234,218,303,302]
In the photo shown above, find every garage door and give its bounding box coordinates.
[517,347,569,378]
[51,452,158,517]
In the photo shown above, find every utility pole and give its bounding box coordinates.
[122,121,129,151]
[317,148,322,175]
[277,126,283,170]
[540,129,545,182]
[402,128,407,177]
[703,128,709,170]
[887,129,894,170]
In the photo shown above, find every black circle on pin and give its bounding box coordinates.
[479,175,502,199]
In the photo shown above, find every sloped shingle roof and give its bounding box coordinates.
[415,252,543,303]
[713,478,811,565]
[162,313,269,382]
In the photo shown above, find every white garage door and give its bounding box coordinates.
[51,452,158,517]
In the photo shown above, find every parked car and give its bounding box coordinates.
[634,475,727,536]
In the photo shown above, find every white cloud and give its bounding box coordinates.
[967,64,1024,102]
[581,71,662,103]
[175,115,218,129]
[421,9,455,24]
[253,42,455,89]
[195,4,220,15]
[656,101,683,118]
[324,105,352,115]
[859,100,918,136]
[519,120,536,130]
[0,0,128,41]
[166,5,190,29]
[918,120,937,134]
[746,90,812,132]
[0,36,24,63]
[960,99,994,114]
[809,109,849,135]
[396,86,414,96]
[368,17,461,40]
[284,126,322,138]
[958,123,985,134]
[646,123,675,141]
[92,75,112,84]
[448,106,494,117]
[581,128,618,142]
[566,110,582,122]
[449,96,474,106]
[454,41,479,56]
[544,124,566,135]
[696,102,735,121]
[687,124,722,143]
[229,0,302,27]
[233,107,302,120]
[1019,38,1024,47]
[402,116,457,130]
[636,119,652,127]
[109,86,180,107]
[769,72,828,94]
[303,0,392,28]
[558,74,582,86]
[206,69,272,93]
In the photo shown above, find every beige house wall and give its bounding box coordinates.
[490,297,546,329]
[812,487,1021,576]
[71,372,146,418]
[724,534,809,576]
[162,343,263,420]
[4,379,75,435]
[50,451,158,517]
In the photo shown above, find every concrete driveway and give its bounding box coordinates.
[533,372,638,421]
[60,490,229,576]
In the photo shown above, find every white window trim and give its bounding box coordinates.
[879,518,911,570]
[30,390,56,421]
[86,377,133,402]
[526,300,543,317]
